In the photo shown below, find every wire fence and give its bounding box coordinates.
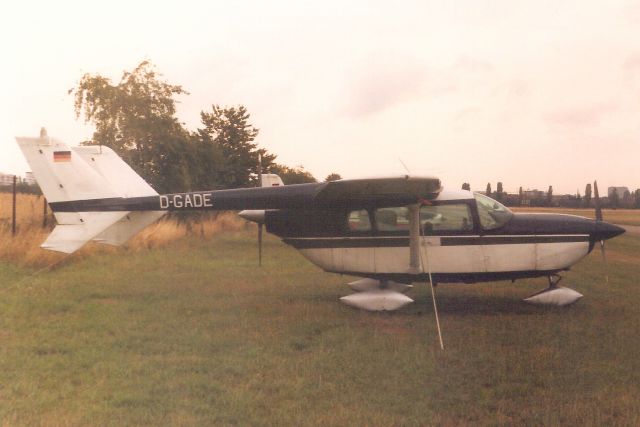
[0,176,50,236]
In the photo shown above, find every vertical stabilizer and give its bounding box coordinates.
[16,136,120,225]
[15,136,164,252]
[71,145,166,245]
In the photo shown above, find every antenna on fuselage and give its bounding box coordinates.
[398,158,411,175]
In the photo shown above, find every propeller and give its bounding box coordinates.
[594,180,603,222]
[258,221,263,267]
[258,154,263,267]
[593,180,608,283]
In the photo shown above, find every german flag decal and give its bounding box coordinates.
[53,151,72,162]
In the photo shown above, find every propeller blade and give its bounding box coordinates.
[258,223,263,267]
[600,240,608,284]
[257,154,263,266]
[593,180,603,222]
[593,181,609,283]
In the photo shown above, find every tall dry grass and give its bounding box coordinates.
[0,192,251,267]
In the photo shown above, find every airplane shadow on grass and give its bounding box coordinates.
[367,294,584,316]
[293,291,583,316]
[426,295,584,316]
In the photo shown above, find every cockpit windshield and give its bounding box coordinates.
[474,193,513,230]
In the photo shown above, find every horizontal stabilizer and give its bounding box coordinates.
[42,211,128,253]
[93,211,166,246]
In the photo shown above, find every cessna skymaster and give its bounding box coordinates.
[17,135,625,311]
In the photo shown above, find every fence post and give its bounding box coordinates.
[12,175,17,236]
[43,197,48,228]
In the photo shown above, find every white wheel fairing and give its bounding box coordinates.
[524,286,584,306]
[340,290,414,311]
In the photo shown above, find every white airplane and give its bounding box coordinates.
[16,135,624,311]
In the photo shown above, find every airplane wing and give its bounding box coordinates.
[314,176,442,206]
[17,134,441,252]
[47,176,442,213]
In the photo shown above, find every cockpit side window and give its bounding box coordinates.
[347,209,371,231]
[474,193,513,230]
[374,207,409,231]
[371,204,475,235]
[420,203,474,234]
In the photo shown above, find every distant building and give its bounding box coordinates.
[608,187,629,199]
[0,172,14,186]
[0,172,38,187]
[522,189,545,200]
[23,172,37,185]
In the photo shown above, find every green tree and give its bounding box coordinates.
[485,183,492,197]
[197,105,276,189]
[461,182,471,191]
[71,60,194,193]
[584,183,592,208]
[609,189,620,209]
[270,164,317,184]
[518,186,523,206]
[325,173,342,182]
[546,186,553,206]
[635,189,640,208]
[623,190,631,208]
[496,182,504,201]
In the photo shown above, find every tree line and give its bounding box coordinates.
[462,182,640,209]
[70,61,334,194]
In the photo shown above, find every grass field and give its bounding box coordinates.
[1,228,639,425]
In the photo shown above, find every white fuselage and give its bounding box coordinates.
[295,235,590,276]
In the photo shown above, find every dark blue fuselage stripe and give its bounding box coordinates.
[283,235,589,249]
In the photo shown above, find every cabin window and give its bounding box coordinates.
[374,207,410,231]
[474,193,513,230]
[347,209,371,231]
[420,203,473,233]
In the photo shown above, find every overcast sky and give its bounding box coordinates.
[2,0,639,194]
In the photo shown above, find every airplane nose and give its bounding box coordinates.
[594,221,626,241]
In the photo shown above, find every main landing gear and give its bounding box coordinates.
[340,279,414,311]
[547,274,563,289]
[523,274,583,306]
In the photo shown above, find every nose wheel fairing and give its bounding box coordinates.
[523,274,583,306]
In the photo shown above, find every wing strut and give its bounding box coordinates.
[409,203,444,350]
